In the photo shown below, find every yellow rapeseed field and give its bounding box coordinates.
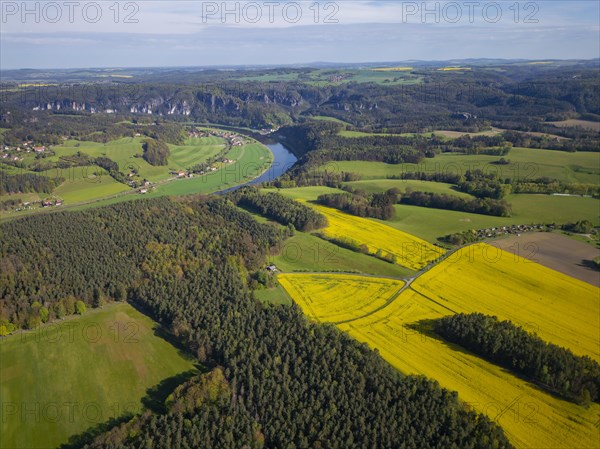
[412,243,600,361]
[339,289,600,449]
[280,243,600,448]
[278,273,404,323]
[438,67,472,71]
[308,203,445,271]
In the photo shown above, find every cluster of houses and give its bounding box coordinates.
[189,129,247,147]
[1,142,47,161]
[475,224,555,240]
[211,130,246,147]
[175,157,236,178]
[176,170,196,178]
[41,198,63,207]
[329,74,350,83]
[138,180,152,194]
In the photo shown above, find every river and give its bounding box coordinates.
[217,139,297,194]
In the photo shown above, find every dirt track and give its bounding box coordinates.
[490,233,600,287]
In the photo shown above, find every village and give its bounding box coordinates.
[1,142,47,163]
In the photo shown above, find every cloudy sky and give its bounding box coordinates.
[1,1,599,69]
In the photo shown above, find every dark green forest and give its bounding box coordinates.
[142,138,171,166]
[433,313,600,405]
[230,187,328,231]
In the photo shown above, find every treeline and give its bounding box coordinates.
[0,170,64,194]
[458,170,511,199]
[317,191,396,220]
[394,170,599,198]
[1,113,187,147]
[401,191,512,217]
[513,178,600,196]
[0,198,21,211]
[434,313,600,405]
[142,138,170,166]
[86,368,266,449]
[316,186,511,218]
[274,139,425,188]
[388,171,462,184]
[231,187,327,231]
[562,220,595,234]
[441,135,512,155]
[269,169,362,189]
[0,197,513,448]
[501,130,600,152]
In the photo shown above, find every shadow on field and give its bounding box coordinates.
[58,369,199,448]
[141,369,199,414]
[579,259,600,272]
[407,319,582,405]
[58,414,134,449]
[127,299,202,364]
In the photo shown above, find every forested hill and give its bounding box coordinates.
[2,63,599,136]
[0,197,513,448]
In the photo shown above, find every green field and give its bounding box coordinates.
[254,284,293,306]
[272,186,599,243]
[49,135,227,183]
[4,143,272,219]
[320,147,600,184]
[240,201,412,278]
[383,195,600,242]
[338,130,421,138]
[0,303,197,449]
[268,186,343,201]
[1,133,273,221]
[151,143,271,196]
[238,72,301,82]
[233,69,422,86]
[52,165,130,203]
[309,116,353,126]
[272,230,413,278]
[344,179,474,198]
[305,69,422,86]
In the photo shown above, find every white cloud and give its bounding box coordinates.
[2,0,597,35]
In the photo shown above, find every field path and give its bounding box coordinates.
[286,243,469,325]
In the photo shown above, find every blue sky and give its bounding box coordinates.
[1,1,599,69]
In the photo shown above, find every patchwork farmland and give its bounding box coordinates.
[278,244,600,449]
[306,202,445,271]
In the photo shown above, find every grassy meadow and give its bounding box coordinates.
[52,165,130,203]
[319,147,600,184]
[49,135,227,183]
[1,134,273,222]
[345,179,474,198]
[271,230,413,278]
[153,143,271,197]
[0,303,197,449]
